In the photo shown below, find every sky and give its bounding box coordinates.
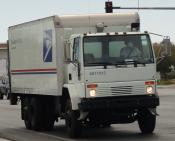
[0,0,175,43]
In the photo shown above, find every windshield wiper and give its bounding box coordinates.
[128,60,146,67]
[86,59,146,68]
[115,59,127,65]
[115,59,146,67]
[133,60,146,66]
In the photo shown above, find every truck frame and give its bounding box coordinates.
[8,13,159,137]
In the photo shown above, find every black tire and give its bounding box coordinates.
[138,109,156,134]
[23,97,32,130]
[0,93,3,99]
[5,88,10,100]
[10,93,18,105]
[65,99,82,138]
[7,93,10,100]
[42,97,55,131]
[30,97,43,131]
[90,122,111,128]
[101,123,111,128]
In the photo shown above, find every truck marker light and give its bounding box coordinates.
[145,81,155,85]
[87,84,98,88]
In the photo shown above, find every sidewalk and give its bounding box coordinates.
[0,138,11,141]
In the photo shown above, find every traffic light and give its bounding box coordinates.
[105,1,113,13]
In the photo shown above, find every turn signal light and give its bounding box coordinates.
[145,81,155,85]
[87,84,98,88]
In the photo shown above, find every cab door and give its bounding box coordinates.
[67,37,82,84]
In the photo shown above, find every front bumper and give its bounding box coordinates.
[78,95,159,111]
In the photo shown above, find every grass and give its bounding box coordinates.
[158,79,175,85]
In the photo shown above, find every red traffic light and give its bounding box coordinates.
[105,1,113,13]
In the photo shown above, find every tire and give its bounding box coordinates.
[5,88,9,99]
[30,97,43,131]
[23,97,32,130]
[7,93,10,100]
[138,109,156,134]
[10,93,18,105]
[24,120,32,130]
[65,99,82,138]
[90,122,111,128]
[42,97,55,131]
[101,123,111,128]
[0,93,3,100]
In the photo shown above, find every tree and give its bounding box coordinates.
[153,43,175,79]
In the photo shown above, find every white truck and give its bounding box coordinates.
[8,13,159,137]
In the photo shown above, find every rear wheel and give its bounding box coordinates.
[23,96,55,131]
[42,97,55,131]
[138,109,156,134]
[0,93,3,99]
[65,99,82,138]
[23,97,32,130]
[29,97,43,131]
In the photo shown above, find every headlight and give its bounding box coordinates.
[146,86,153,94]
[90,89,96,97]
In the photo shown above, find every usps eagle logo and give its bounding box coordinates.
[43,30,52,62]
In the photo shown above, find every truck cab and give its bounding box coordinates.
[66,32,157,99]
[64,32,159,136]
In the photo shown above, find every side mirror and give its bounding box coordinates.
[64,41,71,62]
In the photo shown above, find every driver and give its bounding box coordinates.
[120,41,141,58]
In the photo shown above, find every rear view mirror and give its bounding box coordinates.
[64,41,71,62]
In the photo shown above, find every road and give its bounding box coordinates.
[0,87,175,141]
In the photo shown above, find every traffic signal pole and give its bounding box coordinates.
[105,1,175,13]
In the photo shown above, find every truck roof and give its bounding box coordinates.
[9,12,139,29]
[83,32,148,36]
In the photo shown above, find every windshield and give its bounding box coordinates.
[83,34,154,67]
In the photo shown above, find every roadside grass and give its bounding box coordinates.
[157,79,175,85]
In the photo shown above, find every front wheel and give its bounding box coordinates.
[65,99,82,138]
[138,109,156,134]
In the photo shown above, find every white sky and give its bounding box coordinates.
[0,0,175,43]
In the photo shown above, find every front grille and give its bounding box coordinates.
[97,84,145,97]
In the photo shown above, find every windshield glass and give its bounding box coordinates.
[83,34,154,66]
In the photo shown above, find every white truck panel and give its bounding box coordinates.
[9,17,61,95]
[84,64,157,83]
[64,83,85,110]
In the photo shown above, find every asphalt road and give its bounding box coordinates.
[0,87,175,141]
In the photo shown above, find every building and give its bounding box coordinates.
[0,43,8,77]
[0,43,7,59]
